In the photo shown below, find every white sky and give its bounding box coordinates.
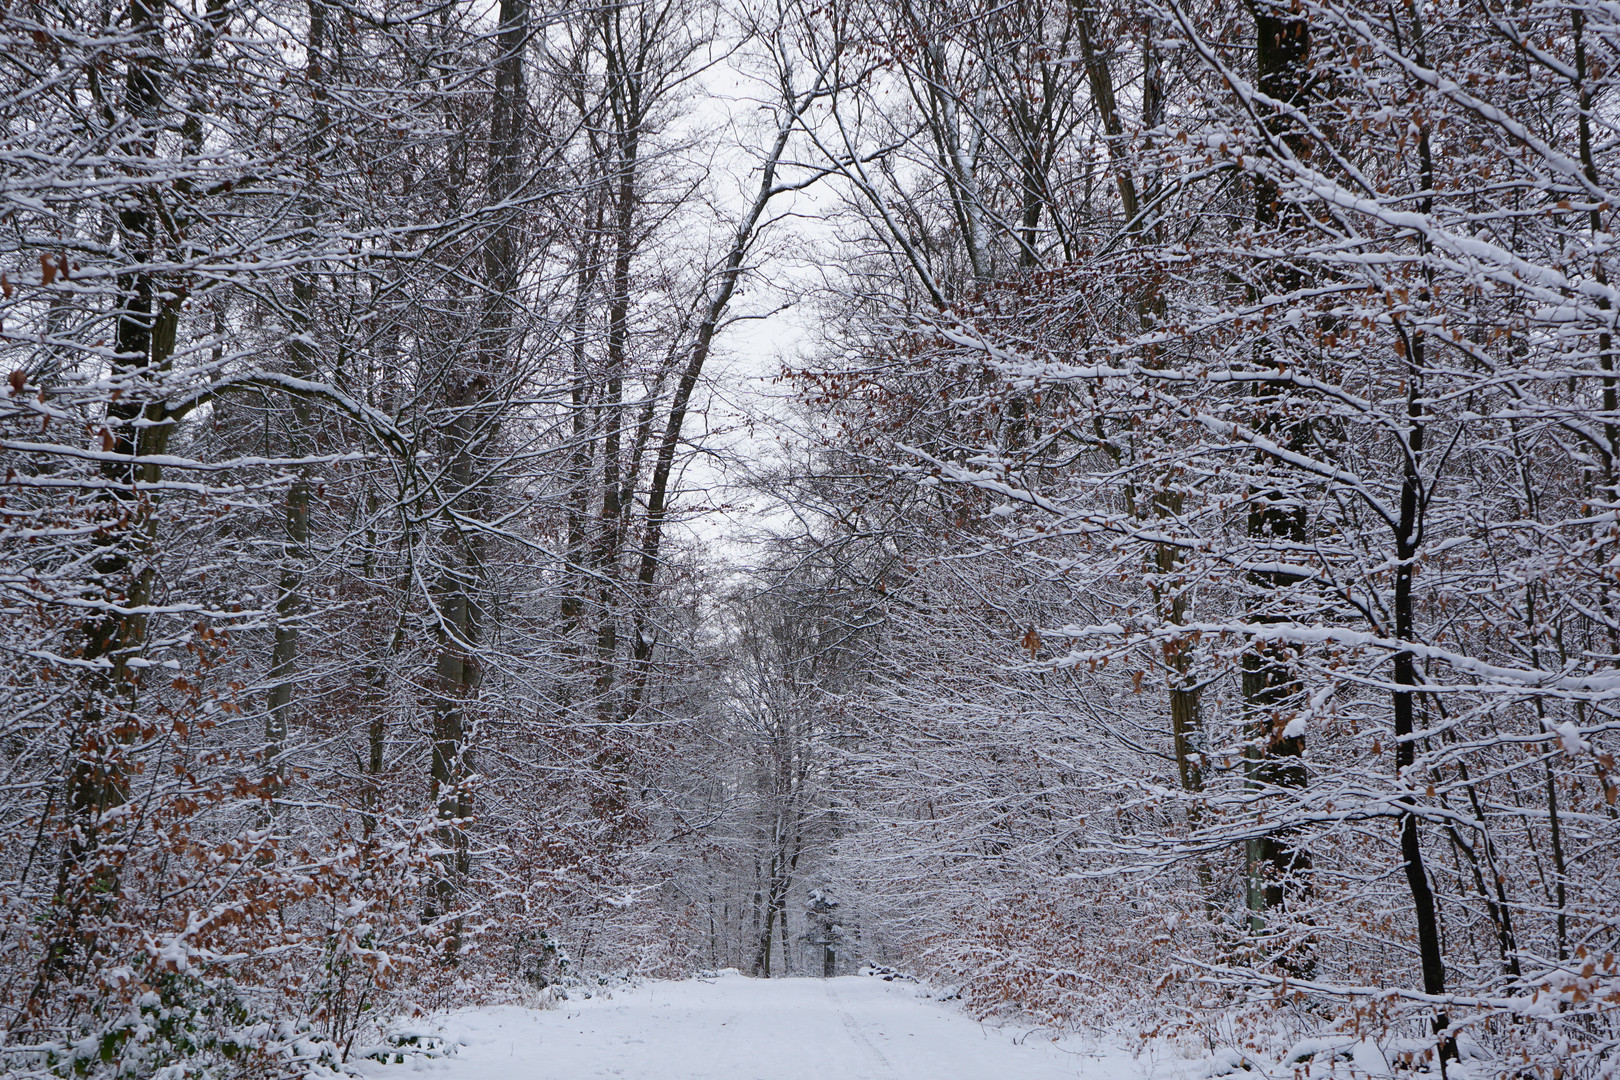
[660,37,849,565]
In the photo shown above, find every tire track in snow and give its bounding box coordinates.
[825,982,898,1078]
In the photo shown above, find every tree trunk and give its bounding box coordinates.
[46,0,175,986]
[425,0,526,940]
[1241,0,1313,972]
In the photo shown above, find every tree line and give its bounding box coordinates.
[2,0,1618,1074]
[751,0,1620,1072]
[0,0,835,1071]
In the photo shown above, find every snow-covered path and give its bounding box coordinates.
[355,972,1150,1080]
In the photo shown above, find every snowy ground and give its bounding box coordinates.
[352,971,1172,1080]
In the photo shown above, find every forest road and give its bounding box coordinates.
[353,970,1106,1080]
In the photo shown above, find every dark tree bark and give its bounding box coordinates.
[1240,0,1313,971]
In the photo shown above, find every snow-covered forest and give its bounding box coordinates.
[3,0,1620,1073]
